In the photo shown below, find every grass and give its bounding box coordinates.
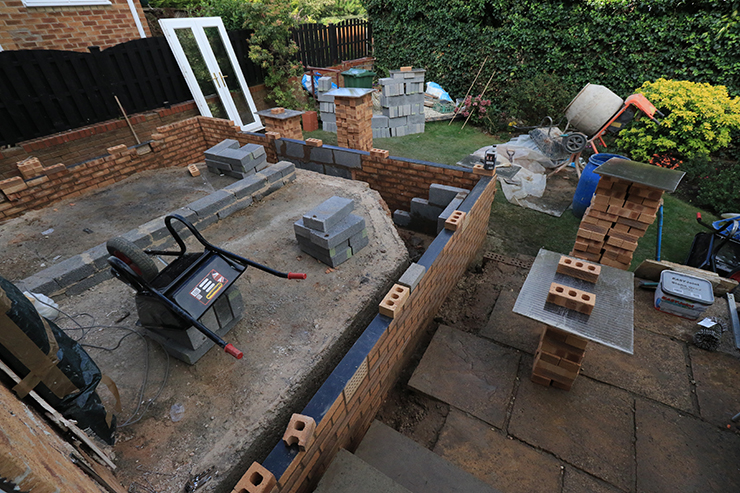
[304,120,504,166]
[306,120,716,270]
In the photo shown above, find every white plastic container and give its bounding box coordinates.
[564,84,624,136]
[654,270,714,320]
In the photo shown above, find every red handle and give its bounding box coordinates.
[224,343,243,359]
[697,212,702,220]
[288,272,307,279]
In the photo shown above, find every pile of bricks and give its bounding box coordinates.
[259,107,304,140]
[335,93,373,151]
[204,139,267,179]
[572,176,664,270]
[531,327,587,391]
[373,68,426,138]
[293,196,369,267]
[393,183,469,234]
[317,77,337,132]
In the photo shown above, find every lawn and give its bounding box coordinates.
[306,120,717,270]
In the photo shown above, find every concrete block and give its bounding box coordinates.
[204,147,254,170]
[349,228,369,254]
[262,165,285,184]
[373,128,391,139]
[323,164,352,180]
[285,141,306,159]
[293,218,311,238]
[408,122,425,134]
[410,197,443,222]
[429,184,470,207]
[318,92,335,103]
[332,148,362,169]
[303,196,355,232]
[409,113,425,124]
[393,209,411,227]
[121,227,152,248]
[308,213,365,249]
[65,269,112,296]
[187,190,235,219]
[389,116,408,128]
[204,139,239,157]
[381,94,405,108]
[296,236,349,258]
[310,146,334,163]
[52,256,96,288]
[298,239,353,267]
[272,160,296,178]
[85,243,112,270]
[390,126,408,137]
[398,262,425,292]
[297,161,325,173]
[372,115,390,128]
[379,284,410,318]
[15,274,62,296]
[320,102,335,113]
[320,111,336,123]
[224,174,268,199]
[282,413,316,451]
[323,121,337,133]
[318,76,333,92]
[205,159,232,172]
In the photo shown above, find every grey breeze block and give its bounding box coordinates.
[303,196,355,233]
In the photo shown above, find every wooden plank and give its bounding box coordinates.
[0,359,116,470]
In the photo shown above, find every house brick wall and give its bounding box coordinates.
[257,174,497,493]
[0,0,151,51]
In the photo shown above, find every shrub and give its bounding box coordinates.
[617,79,740,163]
[499,72,578,128]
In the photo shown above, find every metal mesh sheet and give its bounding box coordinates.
[513,249,635,354]
[595,158,685,192]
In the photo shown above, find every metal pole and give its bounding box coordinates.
[461,70,495,130]
[114,95,141,145]
[449,56,488,125]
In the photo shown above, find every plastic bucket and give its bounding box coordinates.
[571,153,628,218]
[565,84,624,136]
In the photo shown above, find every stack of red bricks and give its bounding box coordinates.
[262,108,304,140]
[532,328,587,391]
[572,176,663,270]
[335,94,373,151]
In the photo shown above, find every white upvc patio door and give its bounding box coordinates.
[160,17,262,132]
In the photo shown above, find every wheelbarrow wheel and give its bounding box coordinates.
[106,237,158,283]
[564,133,588,153]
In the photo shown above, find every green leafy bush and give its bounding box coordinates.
[498,72,577,128]
[617,79,740,162]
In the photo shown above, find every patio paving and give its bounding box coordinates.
[403,256,740,492]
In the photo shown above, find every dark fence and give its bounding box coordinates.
[0,20,371,147]
[292,18,372,68]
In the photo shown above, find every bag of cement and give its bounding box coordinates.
[499,165,547,205]
[496,135,556,172]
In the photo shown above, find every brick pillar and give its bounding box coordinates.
[325,88,374,151]
[257,108,305,140]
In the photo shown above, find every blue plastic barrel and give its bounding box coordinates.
[571,153,628,218]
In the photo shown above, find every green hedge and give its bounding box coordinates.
[364,0,739,107]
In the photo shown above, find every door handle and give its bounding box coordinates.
[219,72,228,86]
[211,72,220,88]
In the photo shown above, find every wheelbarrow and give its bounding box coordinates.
[106,214,306,361]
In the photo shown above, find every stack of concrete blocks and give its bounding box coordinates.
[293,196,369,267]
[204,139,267,179]
[374,68,426,138]
[318,77,337,133]
[393,184,469,233]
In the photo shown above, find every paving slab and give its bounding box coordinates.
[355,420,499,493]
[562,467,622,493]
[408,325,520,428]
[509,364,634,491]
[313,449,412,493]
[690,346,740,427]
[635,397,740,492]
[434,408,562,493]
[582,327,695,413]
[480,289,547,354]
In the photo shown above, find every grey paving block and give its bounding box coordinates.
[303,196,355,232]
[314,449,412,493]
[429,184,470,207]
[217,199,243,220]
[293,218,311,238]
[393,209,411,227]
[318,76,333,92]
[398,262,425,292]
[205,159,232,172]
[321,111,336,122]
[308,213,365,249]
[356,420,500,493]
[348,228,369,253]
[296,236,349,258]
[187,190,235,219]
[410,197,443,222]
[262,165,285,184]
[65,269,112,296]
[169,207,198,225]
[323,121,337,133]
[310,146,334,163]
[204,139,239,157]
[318,92,335,103]
[299,242,353,268]
[372,115,390,128]
[137,217,170,243]
[272,161,296,177]
[224,173,268,199]
[373,128,391,139]
[333,149,362,169]
[437,194,467,234]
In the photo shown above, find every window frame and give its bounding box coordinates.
[22,0,112,7]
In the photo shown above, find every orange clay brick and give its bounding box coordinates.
[472,163,495,176]
[400,66,413,71]
[188,164,201,177]
[233,462,276,493]
[379,284,410,318]
[306,138,323,147]
[557,255,601,283]
[547,282,596,315]
[444,210,467,231]
[282,414,316,451]
[0,177,28,195]
[370,148,389,159]
[270,107,285,114]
